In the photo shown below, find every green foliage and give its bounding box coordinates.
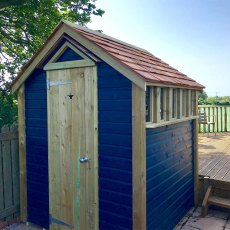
[0,0,104,126]
[0,90,18,128]
[198,94,230,105]
[0,0,104,87]
[198,90,208,100]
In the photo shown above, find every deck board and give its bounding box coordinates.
[199,133,230,182]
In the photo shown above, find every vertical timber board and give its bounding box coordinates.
[18,85,27,222]
[163,88,167,120]
[82,67,98,230]
[2,125,13,220]
[71,66,98,230]
[194,91,199,205]
[11,124,20,217]
[186,90,191,117]
[208,107,211,132]
[225,107,227,132]
[59,69,73,227]
[47,70,61,230]
[216,107,219,132]
[166,88,172,121]
[149,87,154,122]
[220,107,223,132]
[48,69,74,230]
[177,89,182,119]
[74,68,87,230]
[71,69,80,230]
[153,87,160,123]
[132,83,146,230]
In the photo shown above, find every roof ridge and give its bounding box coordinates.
[61,19,151,54]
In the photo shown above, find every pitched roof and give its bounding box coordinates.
[11,20,204,92]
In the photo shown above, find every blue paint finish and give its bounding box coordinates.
[56,47,83,62]
[98,62,132,230]
[43,38,84,65]
[146,121,194,230]
[25,69,49,229]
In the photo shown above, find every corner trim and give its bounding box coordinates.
[18,84,27,222]
[132,83,146,230]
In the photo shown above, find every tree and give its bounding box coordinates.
[198,90,208,100]
[0,0,104,128]
[0,0,104,88]
[0,91,18,127]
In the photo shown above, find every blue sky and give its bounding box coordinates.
[88,0,230,96]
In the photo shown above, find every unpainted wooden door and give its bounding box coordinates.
[47,67,98,230]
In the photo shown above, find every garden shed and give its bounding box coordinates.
[12,20,204,230]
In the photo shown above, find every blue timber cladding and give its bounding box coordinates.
[98,62,133,230]
[56,47,83,62]
[43,38,83,65]
[146,121,194,230]
[25,69,49,228]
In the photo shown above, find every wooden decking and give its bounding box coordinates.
[199,133,230,182]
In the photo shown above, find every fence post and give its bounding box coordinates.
[1,125,13,221]
[225,107,227,132]
[10,124,20,218]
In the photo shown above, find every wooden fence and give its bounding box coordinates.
[0,124,20,222]
[198,105,230,133]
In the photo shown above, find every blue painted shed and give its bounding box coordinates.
[12,20,204,230]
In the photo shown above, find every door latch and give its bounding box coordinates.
[79,156,89,163]
[67,94,74,99]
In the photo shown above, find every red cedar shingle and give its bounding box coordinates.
[75,28,204,89]
[11,21,204,91]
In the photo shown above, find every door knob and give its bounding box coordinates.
[79,156,89,163]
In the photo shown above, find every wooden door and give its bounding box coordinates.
[47,67,98,230]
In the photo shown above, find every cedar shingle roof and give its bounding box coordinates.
[11,20,204,91]
[73,26,204,89]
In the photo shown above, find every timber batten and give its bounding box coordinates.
[132,83,146,230]
[44,59,95,70]
[194,92,199,205]
[18,85,27,222]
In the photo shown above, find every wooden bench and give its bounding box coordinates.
[202,179,230,217]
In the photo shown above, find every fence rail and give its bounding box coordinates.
[0,124,19,222]
[198,105,230,133]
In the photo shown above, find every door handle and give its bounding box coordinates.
[79,156,89,163]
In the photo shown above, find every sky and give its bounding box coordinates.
[88,0,230,96]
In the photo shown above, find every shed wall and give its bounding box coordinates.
[25,69,49,228]
[25,51,133,229]
[98,62,133,230]
[146,121,194,230]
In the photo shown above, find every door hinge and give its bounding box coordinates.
[47,80,72,89]
[49,214,74,228]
